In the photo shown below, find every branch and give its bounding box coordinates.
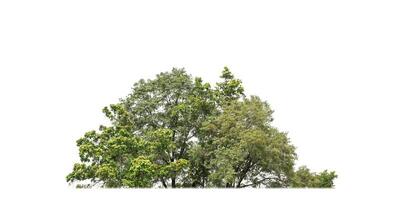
[236,155,254,188]
[239,177,276,188]
[160,177,168,188]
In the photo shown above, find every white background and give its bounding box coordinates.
[1,0,412,199]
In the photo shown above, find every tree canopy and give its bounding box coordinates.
[66,67,337,188]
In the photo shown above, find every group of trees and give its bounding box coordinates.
[66,67,337,188]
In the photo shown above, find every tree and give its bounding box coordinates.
[200,96,296,187]
[67,67,337,188]
[291,166,337,188]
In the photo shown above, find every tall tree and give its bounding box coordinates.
[67,67,337,188]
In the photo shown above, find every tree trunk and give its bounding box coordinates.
[172,178,176,188]
[161,178,168,188]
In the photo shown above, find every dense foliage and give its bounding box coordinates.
[66,67,337,188]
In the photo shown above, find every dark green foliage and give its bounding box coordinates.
[67,67,336,188]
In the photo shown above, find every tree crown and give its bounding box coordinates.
[67,67,336,188]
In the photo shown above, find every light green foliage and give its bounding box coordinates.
[67,67,336,188]
[122,156,156,187]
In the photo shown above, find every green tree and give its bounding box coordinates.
[67,67,337,188]
[200,96,297,187]
[291,166,337,188]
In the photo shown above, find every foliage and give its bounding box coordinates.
[291,166,337,188]
[67,67,336,188]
